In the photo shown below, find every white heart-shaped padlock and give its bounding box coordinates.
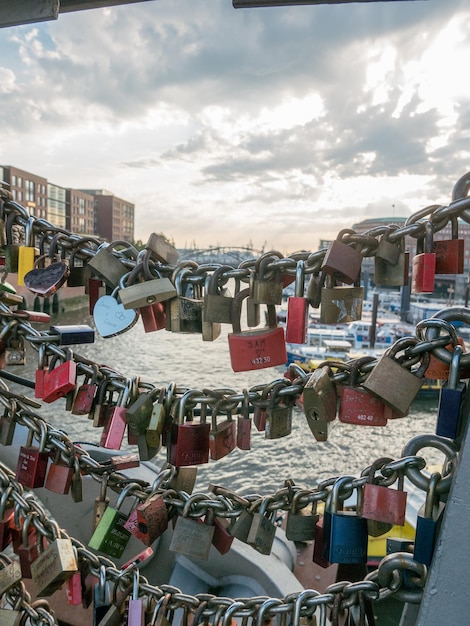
[93,293,138,338]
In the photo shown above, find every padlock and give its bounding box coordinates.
[66,569,83,606]
[34,344,49,399]
[203,265,236,324]
[17,217,38,286]
[49,324,95,345]
[70,456,83,503]
[146,387,167,450]
[87,276,104,315]
[93,565,112,624]
[167,266,203,333]
[90,378,114,427]
[127,568,145,626]
[42,348,77,404]
[31,527,78,596]
[246,496,277,555]
[415,317,466,380]
[169,494,215,560]
[362,338,429,417]
[252,252,284,305]
[228,288,286,372]
[44,447,75,495]
[285,488,319,542]
[210,514,234,555]
[168,389,210,467]
[16,513,39,578]
[433,216,464,274]
[265,381,292,439]
[133,491,170,546]
[0,487,14,550]
[301,364,338,441]
[118,255,176,310]
[359,458,407,532]
[15,421,49,488]
[324,476,368,564]
[374,232,409,287]
[285,260,309,344]
[93,284,139,338]
[202,273,222,342]
[23,254,70,298]
[67,241,94,287]
[228,504,255,544]
[375,227,402,265]
[87,240,135,288]
[88,483,136,558]
[100,378,132,449]
[338,357,388,426]
[125,385,158,436]
[320,274,363,324]
[71,364,99,415]
[320,230,363,285]
[146,231,179,264]
[413,472,446,566]
[1,319,26,366]
[236,389,252,450]
[0,554,22,596]
[95,567,132,626]
[306,271,326,309]
[0,407,16,446]
[246,269,261,327]
[411,220,436,294]
[209,400,236,460]
[4,212,19,273]
[93,474,110,531]
[436,344,466,439]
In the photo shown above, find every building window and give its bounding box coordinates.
[25,180,35,202]
[11,175,16,186]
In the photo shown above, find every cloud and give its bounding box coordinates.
[0,0,469,250]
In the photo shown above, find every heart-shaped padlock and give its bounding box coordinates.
[24,260,70,298]
[93,290,139,338]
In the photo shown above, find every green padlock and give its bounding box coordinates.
[88,483,137,558]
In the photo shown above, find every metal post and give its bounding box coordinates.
[416,384,470,624]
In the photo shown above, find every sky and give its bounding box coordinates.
[0,0,469,254]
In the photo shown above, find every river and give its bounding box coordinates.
[4,303,441,496]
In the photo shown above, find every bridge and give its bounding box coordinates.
[177,246,264,266]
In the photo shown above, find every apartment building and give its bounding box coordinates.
[0,164,135,242]
[81,189,134,242]
[66,189,95,236]
[0,165,48,219]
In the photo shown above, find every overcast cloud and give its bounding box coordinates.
[0,0,468,252]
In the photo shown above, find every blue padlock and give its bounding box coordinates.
[413,472,446,566]
[324,475,368,564]
[436,344,466,439]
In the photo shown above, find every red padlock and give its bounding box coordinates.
[16,513,40,579]
[34,344,49,400]
[44,449,74,495]
[338,358,388,427]
[100,379,131,449]
[228,289,287,372]
[152,301,167,330]
[87,276,104,315]
[411,221,436,294]
[285,260,309,345]
[42,348,77,404]
[71,365,99,415]
[433,216,464,274]
[168,389,210,467]
[0,487,14,550]
[16,422,49,489]
[359,459,407,528]
[321,229,363,285]
[209,402,236,461]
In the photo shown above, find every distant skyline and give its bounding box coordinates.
[0,0,468,254]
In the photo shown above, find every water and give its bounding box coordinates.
[7,304,441,496]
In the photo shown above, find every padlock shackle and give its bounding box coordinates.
[447,344,463,389]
